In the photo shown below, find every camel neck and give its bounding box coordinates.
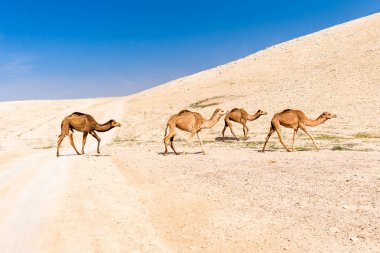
[202,112,221,129]
[306,115,326,127]
[248,112,261,121]
[95,121,114,132]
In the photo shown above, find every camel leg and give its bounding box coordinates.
[221,122,228,142]
[197,132,207,155]
[56,134,66,157]
[274,125,292,152]
[292,128,299,151]
[163,137,169,155]
[69,131,81,155]
[81,132,88,154]
[57,119,70,157]
[163,140,169,155]
[242,123,249,140]
[228,123,239,141]
[183,131,196,155]
[90,131,101,154]
[300,125,319,150]
[169,136,179,155]
[164,129,177,155]
[261,125,274,152]
[223,118,239,141]
[163,128,169,155]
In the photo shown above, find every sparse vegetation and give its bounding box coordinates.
[331,145,350,151]
[297,146,315,151]
[268,142,280,150]
[353,132,380,139]
[34,145,54,150]
[315,134,342,140]
[244,141,265,148]
[114,136,137,143]
[245,142,257,148]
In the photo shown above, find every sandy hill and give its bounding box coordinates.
[123,12,380,143]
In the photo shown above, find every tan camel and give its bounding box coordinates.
[261,109,336,152]
[163,108,227,155]
[57,112,121,157]
[222,108,267,141]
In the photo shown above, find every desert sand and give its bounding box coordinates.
[0,13,379,253]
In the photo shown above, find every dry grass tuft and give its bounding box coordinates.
[353,132,380,139]
[190,96,225,109]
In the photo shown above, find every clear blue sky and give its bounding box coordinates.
[0,1,378,101]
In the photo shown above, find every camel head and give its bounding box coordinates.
[320,112,337,120]
[110,119,121,127]
[214,108,227,116]
[256,110,268,116]
[202,108,228,128]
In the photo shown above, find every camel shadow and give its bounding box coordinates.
[57,154,80,157]
[215,136,244,142]
[215,137,233,142]
[57,153,111,157]
[158,151,204,156]
[258,149,315,153]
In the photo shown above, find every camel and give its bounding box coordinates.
[57,112,121,157]
[163,108,227,155]
[222,108,267,141]
[261,109,336,152]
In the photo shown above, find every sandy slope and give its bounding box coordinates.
[0,13,379,253]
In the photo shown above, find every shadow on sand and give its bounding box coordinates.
[215,136,235,142]
[214,136,249,142]
[157,151,204,156]
[57,154,79,157]
[57,153,111,157]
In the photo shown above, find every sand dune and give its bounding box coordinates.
[0,13,379,252]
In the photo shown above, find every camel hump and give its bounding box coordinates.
[231,108,240,112]
[70,112,88,117]
[178,110,191,115]
[281,109,292,113]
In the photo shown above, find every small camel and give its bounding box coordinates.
[163,108,227,155]
[222,108,267,141]
[261,109,336,152]
[57,112,121,157]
